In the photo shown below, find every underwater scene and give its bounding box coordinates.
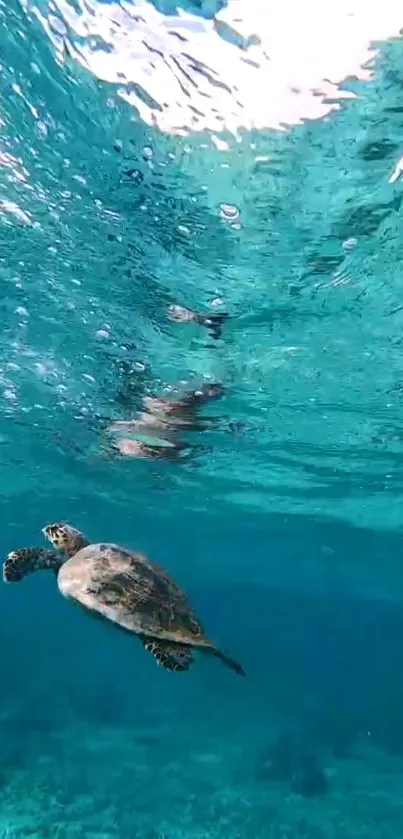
[3,0,403,835]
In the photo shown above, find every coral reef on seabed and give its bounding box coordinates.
[0,707,403,839]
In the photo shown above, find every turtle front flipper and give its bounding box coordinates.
[3,547,63,583]
[140,638,194,672]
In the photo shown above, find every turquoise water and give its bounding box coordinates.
[3,0,403,835]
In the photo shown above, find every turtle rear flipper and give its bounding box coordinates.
[208,647,245,677]
[3,547,62,583]
[197,313,228,339]
[140,638,194,672]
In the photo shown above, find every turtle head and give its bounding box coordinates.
[187,382,224,404]
[42,522,89,559]
[168,304,196,323]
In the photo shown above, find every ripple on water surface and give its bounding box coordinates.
[0,12,402,554]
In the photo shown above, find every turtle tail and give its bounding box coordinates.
[3,547,62,583]
[209,647,246,676]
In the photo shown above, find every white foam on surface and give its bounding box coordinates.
[32,0,403,134]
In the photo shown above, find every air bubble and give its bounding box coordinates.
[219,203,240,220]
[48,15,67,36]
[342,237,357,249]
[4,389,17,401]
[36,121,48,138]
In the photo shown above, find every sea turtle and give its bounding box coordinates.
[3,523,245,676]
[107,383,224,461]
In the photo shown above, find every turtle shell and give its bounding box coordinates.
[57,543,212,649]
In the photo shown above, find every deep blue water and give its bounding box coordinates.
[3,0,403,835]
